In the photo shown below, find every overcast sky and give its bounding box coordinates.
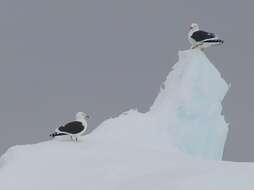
[0,0,253,161]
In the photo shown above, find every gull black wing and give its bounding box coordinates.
[191,30,216,42]
[58,121,84,134]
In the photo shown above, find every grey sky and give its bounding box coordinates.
[0,0,253,161]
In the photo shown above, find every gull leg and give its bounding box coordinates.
[191,44,199,49]
[192,43,203,49]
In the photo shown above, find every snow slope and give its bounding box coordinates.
[1,49,254,190]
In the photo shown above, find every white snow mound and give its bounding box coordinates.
[1,49,254,190]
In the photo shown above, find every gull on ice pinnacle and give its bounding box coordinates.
[188,23,224,49]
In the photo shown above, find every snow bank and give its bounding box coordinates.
[0,49,253,190]
[1,132,254,190]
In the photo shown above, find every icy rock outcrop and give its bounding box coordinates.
[151,49,229,160]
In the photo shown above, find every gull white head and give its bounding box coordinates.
[76,112,90,121]
[190,23,199,31]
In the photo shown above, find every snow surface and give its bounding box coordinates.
[1,49,254,190]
